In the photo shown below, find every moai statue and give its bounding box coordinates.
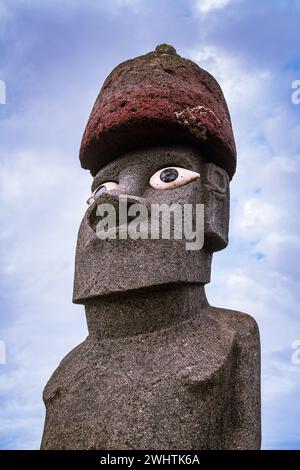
[41,44,261,450]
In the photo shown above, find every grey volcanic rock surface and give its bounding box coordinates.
[42,286,260,450]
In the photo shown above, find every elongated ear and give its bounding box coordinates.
[202,163,230,252]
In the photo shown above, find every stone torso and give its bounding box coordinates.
[41,311,237,450]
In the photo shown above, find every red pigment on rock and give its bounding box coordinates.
[80,45,237,179]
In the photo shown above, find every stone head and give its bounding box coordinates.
[73,45,235,303]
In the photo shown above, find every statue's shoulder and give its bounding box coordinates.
[43,339,90,403]
[208,305,260,342]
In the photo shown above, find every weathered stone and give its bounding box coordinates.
[79,45,237,179]
[41,45,261,450]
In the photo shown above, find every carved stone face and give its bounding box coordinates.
[73,145,229,303]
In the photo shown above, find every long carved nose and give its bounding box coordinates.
[87,191,149,233]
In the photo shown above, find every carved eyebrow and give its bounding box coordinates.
[91,153,202,192]
[91,167,120,192]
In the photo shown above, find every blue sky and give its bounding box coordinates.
[0,0,300,449]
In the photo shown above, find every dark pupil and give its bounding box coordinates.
[160,168,178,183]
[94,185,107,199]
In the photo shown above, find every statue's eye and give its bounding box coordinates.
[149,167,200,190]
[87,182,118,205]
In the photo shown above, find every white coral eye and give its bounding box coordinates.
[87,182,118,205]
[149,167,200,190]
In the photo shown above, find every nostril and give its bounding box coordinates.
[87,194,150,234]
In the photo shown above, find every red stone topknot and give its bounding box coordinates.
[80,44,237,179]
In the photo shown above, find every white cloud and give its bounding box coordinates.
[195,0,233,14]
[234,199,281,238]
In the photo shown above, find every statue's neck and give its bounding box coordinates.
[85,284,209,340]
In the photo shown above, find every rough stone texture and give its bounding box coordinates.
[80,44,237,179]
[41,286,260,450]
[41,46,261,450]
[73,147,217,302]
